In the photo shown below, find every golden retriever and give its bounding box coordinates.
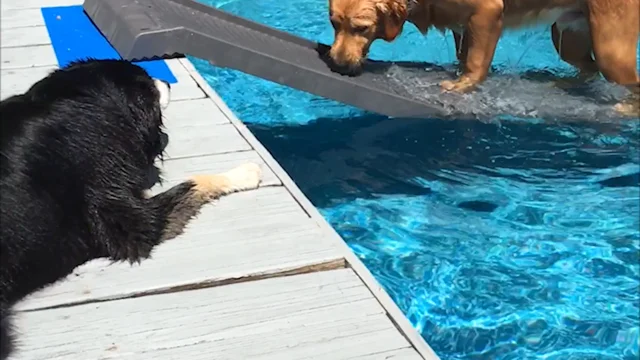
[328,0,639,113]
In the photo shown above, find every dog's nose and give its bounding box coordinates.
[328,62,362,76]
[326,54,363,76]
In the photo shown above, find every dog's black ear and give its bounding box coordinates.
[377,0,408,41]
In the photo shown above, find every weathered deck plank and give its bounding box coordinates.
[1,8,45,29]
[164,122,252,158]
[0,26,50,48]
[14,270,416,360]
[0,44,56,69]
[0,65,55,98]
[1,0,79,10]
[163,98,231,126]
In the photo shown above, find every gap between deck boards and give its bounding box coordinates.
[19,258,348,313]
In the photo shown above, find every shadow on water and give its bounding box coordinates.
[247,114,639,210]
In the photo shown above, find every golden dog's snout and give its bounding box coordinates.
[328,37,366,75]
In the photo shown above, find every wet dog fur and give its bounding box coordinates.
[0,59,262,359]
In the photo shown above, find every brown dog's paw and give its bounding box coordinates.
[440,77,477,93]
[613,101,640,118]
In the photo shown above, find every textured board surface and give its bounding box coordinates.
[14,270,419,360]
[1,44,57,69]
[1,0,79,10]
[41,5,177,83]
[1,8,45,28]
[0,26,51,48]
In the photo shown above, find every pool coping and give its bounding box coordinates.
[178,57,441,360]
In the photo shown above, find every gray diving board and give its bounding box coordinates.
[83,0,634,122]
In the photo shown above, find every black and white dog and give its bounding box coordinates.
[0,59,262,359]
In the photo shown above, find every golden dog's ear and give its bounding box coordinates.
[377,0,408,41]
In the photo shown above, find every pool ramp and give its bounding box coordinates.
[82,0,450,119]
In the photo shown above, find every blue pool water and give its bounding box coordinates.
[191,1,640,358]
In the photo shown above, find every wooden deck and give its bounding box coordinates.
[1,1,439,359]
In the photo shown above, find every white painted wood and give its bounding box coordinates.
[0,26,50,48]
[0,65,55,99]
[161,93,249,160]
[2,0,80,11]
[180,58,439,358]
[0,44,57,69]
[164,58,207,101]
[163,123,251,160]
[164,98,230,126]
[156,151,282,189]
[1,8,45,29]
[14,270,417,360]
[16,186,342,311]
[351,348,424,359]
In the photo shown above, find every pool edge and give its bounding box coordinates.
[177,57,441,360]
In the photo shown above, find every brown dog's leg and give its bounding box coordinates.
[441,2,504,93]
[586,0,639,116]
[452,30,467,65]
[587,1,639,86]
[551,23,598,75]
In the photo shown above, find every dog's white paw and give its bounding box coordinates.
[154,79,171,109]
[223,163,262,192]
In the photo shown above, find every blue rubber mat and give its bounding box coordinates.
[41,5,177,83]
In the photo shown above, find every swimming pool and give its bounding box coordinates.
[190,1,640,359]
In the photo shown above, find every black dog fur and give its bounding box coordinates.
[0,59,260,359]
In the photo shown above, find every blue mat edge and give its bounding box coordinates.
[40,5,178,84]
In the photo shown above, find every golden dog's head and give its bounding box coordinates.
[328,0,408,75]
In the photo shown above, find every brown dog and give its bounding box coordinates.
[328,0,639,112]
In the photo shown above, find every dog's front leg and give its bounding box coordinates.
[452,30,468,66]
[441,2,504,93]
[586,0,640,117]
[102,163,262,264]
